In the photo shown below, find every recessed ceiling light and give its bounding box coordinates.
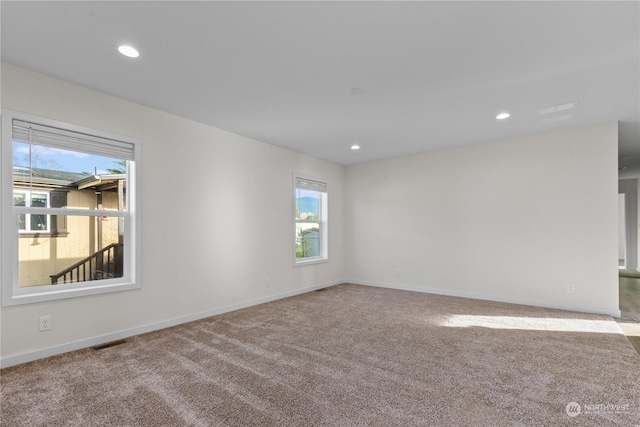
[351,144,361,150]
[118,45,140,58]
[496,113,510,120]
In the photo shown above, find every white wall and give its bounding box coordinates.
[0,63,345,365]
[345,123,620,316]
[0,62,622,367]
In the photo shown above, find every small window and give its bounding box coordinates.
[14,190,50,232]
[294,175,328,265]
[1,110,141,306]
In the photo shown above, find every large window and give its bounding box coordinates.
[294,175,328,265]
[1,110,141,306]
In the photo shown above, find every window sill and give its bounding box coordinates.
[294,257,329,267]
[3,279,140,307]
[18,232,69,238]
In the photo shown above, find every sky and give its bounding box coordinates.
[13,142,124,175]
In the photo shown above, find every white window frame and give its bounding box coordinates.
[14,189,50,233]
[293,174,328,266]
[1,110,142,306]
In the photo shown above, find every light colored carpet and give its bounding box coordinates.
[1,284,639,426]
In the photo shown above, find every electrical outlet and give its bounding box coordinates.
[567,284,575,294]
[265,277,271,288]
[39,315,52,331]
[394,269,401,278]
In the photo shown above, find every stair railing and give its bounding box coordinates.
[50,243,121,285]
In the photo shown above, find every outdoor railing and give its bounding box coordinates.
[50,243,122,284]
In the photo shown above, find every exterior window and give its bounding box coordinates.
[294,175,328,265]
[1,110,141,306]
[13,190,50,232]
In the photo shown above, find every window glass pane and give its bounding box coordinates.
[30,214,48,231]
[18,215,124,287]
[18,214,26,231]
[13,141,127,212]
[31,193,47,207]
[13,193,25,207]
[31,194,48,231]
[295,223,320,259]
[13,141,126,176]
[13,193,26,230]
[295,189,320,220]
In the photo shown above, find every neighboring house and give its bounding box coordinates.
[13,167,126,287]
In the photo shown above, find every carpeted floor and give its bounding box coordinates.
[1,284,639,426]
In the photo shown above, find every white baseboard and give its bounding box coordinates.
[348,280,622,318]
[0,280,342,369]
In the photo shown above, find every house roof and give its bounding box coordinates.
[13,167,125,191]
[73,174,127,191]
[13,167,90,188]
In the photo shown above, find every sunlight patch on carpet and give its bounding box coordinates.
[441,315,621,333]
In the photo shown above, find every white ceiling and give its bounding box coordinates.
[1,1,639,173]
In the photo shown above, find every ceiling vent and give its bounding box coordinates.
[538,101,579,116]
[537,101,578,125]
[538,113,575,125]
